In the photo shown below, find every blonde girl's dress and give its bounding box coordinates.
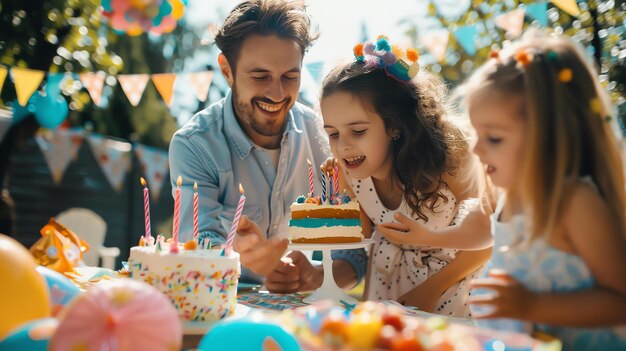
[348,175,482,318]
[472,191,626,350]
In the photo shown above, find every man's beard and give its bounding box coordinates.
[232,85,289,137]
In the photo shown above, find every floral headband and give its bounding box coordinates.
[354,35,420,82]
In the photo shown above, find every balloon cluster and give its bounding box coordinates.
[101,0,187,36]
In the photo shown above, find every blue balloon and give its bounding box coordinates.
[0,318,58,351]
[199,318,300,351]
[36,266,80,309]
[101,0,112,11]
[33,94,68,129]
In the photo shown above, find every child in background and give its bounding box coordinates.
[379,33,626,349]
[320,36,492,317]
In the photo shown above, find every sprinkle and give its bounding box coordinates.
[406,48,419,62]
[514,50,533,66]
[488,50,500,60]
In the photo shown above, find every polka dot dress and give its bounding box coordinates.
[349,175,480,318]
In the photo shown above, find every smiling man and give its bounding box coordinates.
[168,0,368,291]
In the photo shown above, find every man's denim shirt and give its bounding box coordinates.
[169,91,367,283]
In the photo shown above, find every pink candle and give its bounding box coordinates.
[172,176,182,250]
[225,183,246,249]
[193,182,199,240]
[140,177,152,241]
[307,159,314,196]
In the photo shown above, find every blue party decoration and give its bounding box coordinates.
[0,318,58,351]
[198,318,300,351]
[36,266,80,309]
[454,25,478,56]
[34,93,68,129]
[526,2,549,27]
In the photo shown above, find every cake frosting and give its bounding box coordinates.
[128,239,240,322]
[289,194,363,243]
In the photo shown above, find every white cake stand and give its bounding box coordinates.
[288,238,374,306]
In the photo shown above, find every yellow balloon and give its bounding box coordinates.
[0,234,50,340]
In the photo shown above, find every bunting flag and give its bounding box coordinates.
[87,134,132,191]
[305,62,325,84]
[117,74,149,106]
[188,71,214,102]
[79,72,106,106]
[35,129,85,184]
[454,25,478,56]
[151,73,177,107]
[421,30,450,62]
[134,143,169,201]
[495,8,526,37]
[12,67,46,106]
[550,0,581,17]
[526,2,549,27]
[0,67,7,94]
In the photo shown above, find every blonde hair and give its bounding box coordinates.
[460,32,626,241]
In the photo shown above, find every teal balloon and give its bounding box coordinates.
[199,319,300,351]
[10,100,36,124]
[34,94,68,129]
[36,266,80,308]
[101,0,112,11]
[0,318,58,351]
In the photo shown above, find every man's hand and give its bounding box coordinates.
[265,251,323,293]
[232,215,289,277]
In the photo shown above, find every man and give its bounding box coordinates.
[168,0,367,292]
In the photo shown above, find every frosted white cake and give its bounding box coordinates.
[128,242,240,322]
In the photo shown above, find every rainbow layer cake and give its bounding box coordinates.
[288,194,363,243]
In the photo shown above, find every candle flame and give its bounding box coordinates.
[140,177,147,187]
[194,182,198,191]
[239,183,245,194]
[307,158,312,166]
[176,176,182,187]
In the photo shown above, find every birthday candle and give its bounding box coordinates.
[320,165,327,203]
[307,159,314,196]
[140,177,152,242]
[193,182,199,241]
[171,176,182,253]
[333,160,339,197]
[225,183,246,249]
[328,170,333,202]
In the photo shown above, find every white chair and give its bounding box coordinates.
[56,208,120,270]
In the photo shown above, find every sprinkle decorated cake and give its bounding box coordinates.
[288,194,363,243]
[128,238,240,322]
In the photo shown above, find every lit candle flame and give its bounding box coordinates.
[176,176,182,187]
[239,183,245,194]
[194,182,198,191]
[140,177,147,187]
[307,158,312,167]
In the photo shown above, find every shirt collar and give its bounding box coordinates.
[223,90,302,159]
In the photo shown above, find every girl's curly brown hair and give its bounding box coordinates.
[321,62,469,221]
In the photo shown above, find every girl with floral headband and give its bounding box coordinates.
[379,33,626,349]
[320,36,492,317]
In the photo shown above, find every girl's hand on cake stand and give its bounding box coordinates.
[265,251,323,294]
[233,216,289,277]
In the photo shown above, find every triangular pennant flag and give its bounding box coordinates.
[495,8,526,37]
[550,0,580,17]
[12,67,45,106]
[35,129,84,184]
[188,71,214,102]
[0,67,7,94]
[454,25,478,56]
[421,30,449,62]
[526,2,549,27]
[151,73,177,107]
[305,62,325,84]
[134,143,169,201]
[79,72,106,106]
[87,134,132,191]
[117,74,149,106]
